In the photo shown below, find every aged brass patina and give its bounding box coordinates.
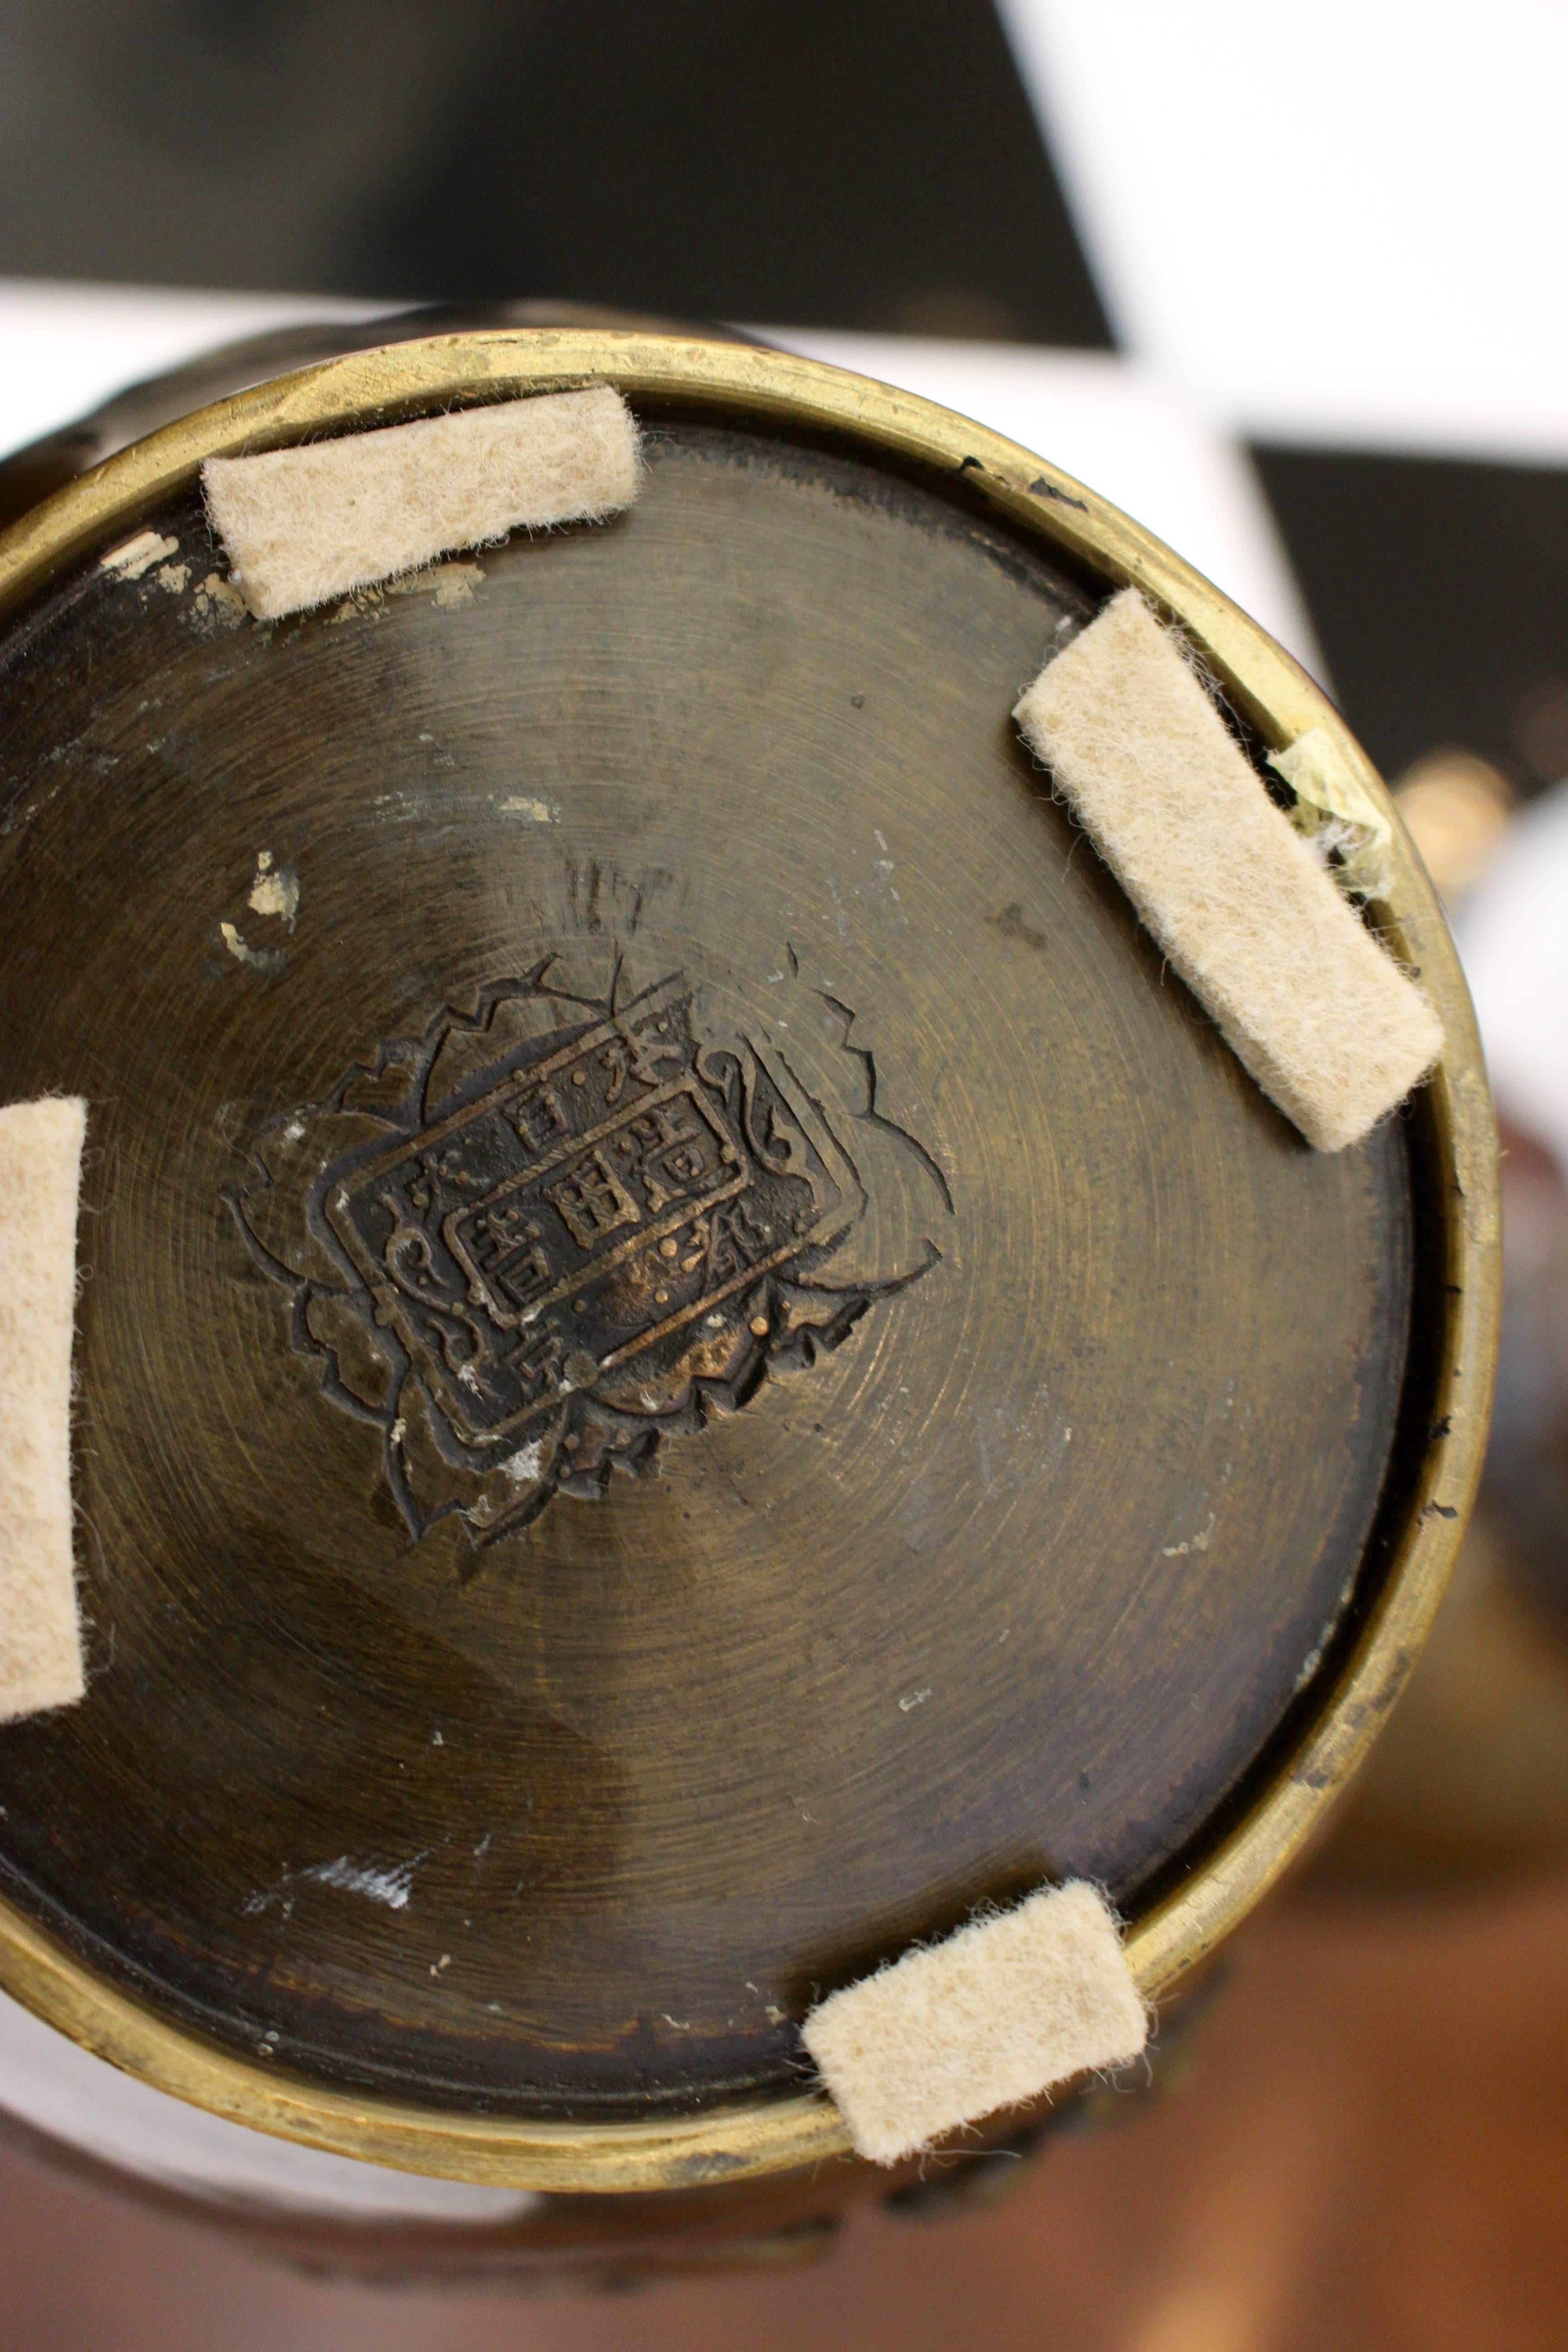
[0,333,1496,2201]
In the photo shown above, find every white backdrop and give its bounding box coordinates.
[998,0,1568,463]
[0,283,1323,673]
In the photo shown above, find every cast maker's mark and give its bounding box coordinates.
[227,961,947,1550]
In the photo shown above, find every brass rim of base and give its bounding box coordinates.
[0,333,1500,2193]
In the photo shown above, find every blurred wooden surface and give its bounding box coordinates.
[3,1870,1567,2351]
[1310,1512,1568,1890]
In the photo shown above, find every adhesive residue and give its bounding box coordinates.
[388,560,485,609]
[191,571,247,631]
[220,850,298,973]
[219,921,284,975]
[1162,1512,1216,1558]
[249,848,300,927]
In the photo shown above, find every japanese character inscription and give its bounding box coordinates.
[229,961,949,1548]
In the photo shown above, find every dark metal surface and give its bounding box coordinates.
[0,402,1416,2122]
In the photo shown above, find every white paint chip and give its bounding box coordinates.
[0,1098,87,1725]
[245,1853,428,1916]
[100,530,178,581]
[496,796,558,824]
[1013,590,1443,1152]
[304,1856,421,1910]
[202,386,642,621]
[803,1880,1147,2167]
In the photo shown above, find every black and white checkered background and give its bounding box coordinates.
[2,0,1566,1147]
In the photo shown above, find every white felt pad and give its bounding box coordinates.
[0,1097,87,1725]
[203,384,641,620]
[803,1880,1146,2167]
[1014,591,1443,1152]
